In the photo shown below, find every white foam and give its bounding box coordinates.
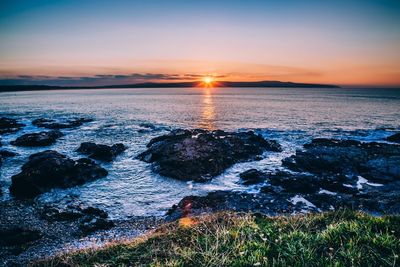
[289,195,316,208]
[356,176,383,190]
[343,183,354,188]
[187,181,194,190]
[318,189,337,195]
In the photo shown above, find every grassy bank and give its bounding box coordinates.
[35,210,399,267]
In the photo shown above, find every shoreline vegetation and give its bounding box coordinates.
[1,116,399,266]
[0,80,339,92]
[34,210,400,267]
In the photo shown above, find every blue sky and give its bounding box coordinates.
[0,0,399,86]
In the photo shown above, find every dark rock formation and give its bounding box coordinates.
[387,132,400,143]
[167,138,400,220]
[79,217,114,235]
[9,150,108,199]
[0,228,41,247]
[267,171,357,194]
[77,142,126,162]
[137,129,282,182]
[11,130,63,147]
[39,196,114,235]
[32,117,93,129]
[40,198,108,223]
[0,150,17,167]
[167,181,400,221]
[239,169,267,185]
[283,138,400,183]
[0,117,25,134]
[166,190,301,221]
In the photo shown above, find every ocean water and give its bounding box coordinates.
[1,87,399,219]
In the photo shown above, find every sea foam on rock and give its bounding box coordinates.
[10,150,108,199]
[137,129,282,182]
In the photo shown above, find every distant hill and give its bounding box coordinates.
[0,81,340,92]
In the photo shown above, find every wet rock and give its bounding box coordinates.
[283,138,400,183]
[267,171,357,194]
[387,132,400,143]
[166,190,299,221]
[0,150,17,167]
[41,206,84,222]
[362,156,400,182]
[79,217,114,235]
[11,130,63,147]
[0,227,41,247]
[82,206,108,218]
[76,142,126,162]
[239,169,267,185]
[32,117,93,129]
[138,129,282,182]
[0,117,25,134]
[36,195,114,236]
[10,150,108,199]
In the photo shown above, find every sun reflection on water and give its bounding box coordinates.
[198,88,216,130]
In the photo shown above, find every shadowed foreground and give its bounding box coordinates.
[34,210,399,267]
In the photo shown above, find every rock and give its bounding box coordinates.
[40,206,84,222]
[82,206,108,218]
[32,117,93,129]
[0,228,41,247]
[239,169,267,185]
[387,132,400,143]
[40,196,109,224]
[11,130,63,147]
[166,190,300,221]
[79,217,114,235]
[9,150,108,199]
[138,129,282,182]
[0,117,25,134]
[268,171,320,194]
[267,171,357,194]
[0,150,17,167]
[76,142,126,162]
[283,138,400,183]
[362,156,400,183]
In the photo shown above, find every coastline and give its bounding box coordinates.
[1,88,399,265]
[0,81,340,93]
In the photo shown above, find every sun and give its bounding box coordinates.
[203,76,214,86]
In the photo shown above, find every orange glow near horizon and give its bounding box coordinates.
[201,76,214,87]
[200,76,215,88]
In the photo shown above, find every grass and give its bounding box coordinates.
[34,209,400,267]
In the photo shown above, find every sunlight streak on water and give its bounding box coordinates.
[0,87,399,219]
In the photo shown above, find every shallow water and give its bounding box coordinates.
[1,87,399,219]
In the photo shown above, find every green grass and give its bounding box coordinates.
[34,210,400,267]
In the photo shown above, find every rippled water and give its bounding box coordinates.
[1,87,399,219]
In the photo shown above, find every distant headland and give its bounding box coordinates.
[0,80,340,92]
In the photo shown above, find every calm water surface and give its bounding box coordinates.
[1,87,399,218]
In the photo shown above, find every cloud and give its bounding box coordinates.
[0,73,225,86]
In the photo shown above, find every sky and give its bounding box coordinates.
[0,0,399,87]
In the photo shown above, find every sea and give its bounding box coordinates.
[1,87,399,219]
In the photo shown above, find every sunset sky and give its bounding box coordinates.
[0,0,399,87]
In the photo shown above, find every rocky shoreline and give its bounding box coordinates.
[1,116,400,265]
